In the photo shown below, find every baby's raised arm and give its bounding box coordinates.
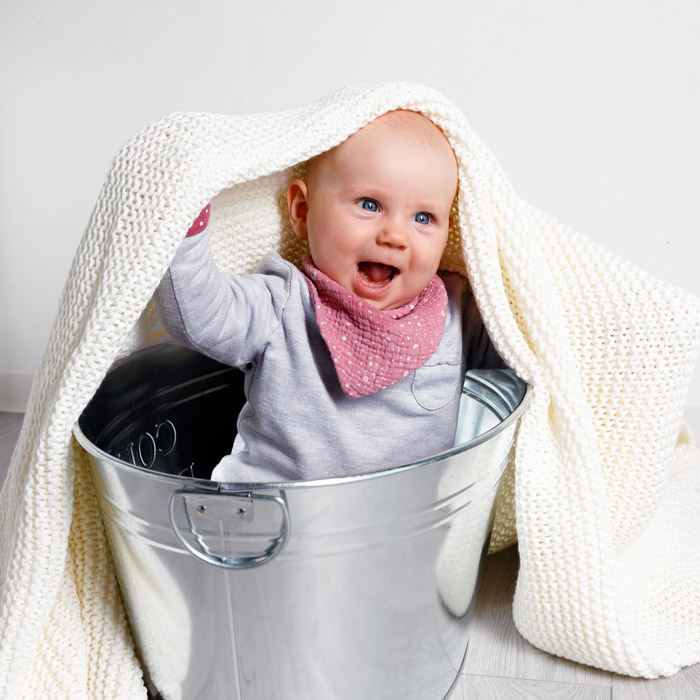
[155,205,293,368]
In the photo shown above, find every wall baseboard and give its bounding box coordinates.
[0,373,34,413]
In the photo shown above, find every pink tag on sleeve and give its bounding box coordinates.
[186,204,211,237]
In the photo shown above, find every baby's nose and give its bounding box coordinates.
[378,221,408,248]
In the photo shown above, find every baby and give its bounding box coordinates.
[156,110,504,483]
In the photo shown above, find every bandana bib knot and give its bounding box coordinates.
[302,255,448,398]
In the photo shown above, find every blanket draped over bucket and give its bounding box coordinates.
[1,82,699,698]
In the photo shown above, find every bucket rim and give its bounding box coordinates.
[73,378,531,491]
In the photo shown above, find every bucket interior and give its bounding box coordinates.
[78,344,246,479]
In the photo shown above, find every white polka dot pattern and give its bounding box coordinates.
[302,254,448,398]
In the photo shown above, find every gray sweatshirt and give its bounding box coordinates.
[156,233,503,482]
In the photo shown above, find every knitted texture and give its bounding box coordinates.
[1,82,699,697]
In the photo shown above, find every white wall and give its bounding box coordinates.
[1,0,699,411]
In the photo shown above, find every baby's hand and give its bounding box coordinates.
[186,204,211,237]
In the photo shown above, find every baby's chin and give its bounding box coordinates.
[354,284,423,311]
[318,263,428,310]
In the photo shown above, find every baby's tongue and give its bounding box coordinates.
[358,262,394,285]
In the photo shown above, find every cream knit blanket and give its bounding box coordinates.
[1,82,699,698]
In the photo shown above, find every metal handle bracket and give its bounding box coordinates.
[168,489,290,569]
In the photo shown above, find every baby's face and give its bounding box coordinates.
[288,112,458,310]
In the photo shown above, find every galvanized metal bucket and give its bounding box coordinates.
[74,344,530,700]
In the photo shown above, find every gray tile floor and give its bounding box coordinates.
[1,410,699,699]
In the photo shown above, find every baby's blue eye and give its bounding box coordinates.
[414,212,431,225]
[359,199,379,212]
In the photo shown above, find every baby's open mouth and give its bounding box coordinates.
[357,261,398,286]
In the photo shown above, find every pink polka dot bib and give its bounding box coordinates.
[302,255,448,398]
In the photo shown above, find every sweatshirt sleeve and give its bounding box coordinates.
[155,230,292,368]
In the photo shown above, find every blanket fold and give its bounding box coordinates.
[1,81,699,698]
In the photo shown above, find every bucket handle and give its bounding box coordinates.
[168,489,290,569]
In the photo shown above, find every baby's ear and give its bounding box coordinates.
[287,179,310,239]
